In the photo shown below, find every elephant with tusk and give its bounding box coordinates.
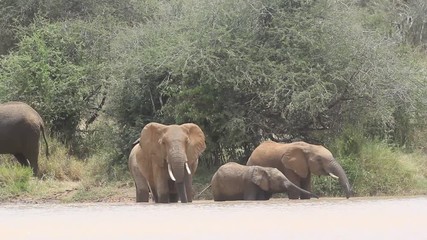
[247,140,352,199]
[129,122,206,203]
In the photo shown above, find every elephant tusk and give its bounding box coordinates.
[185,162,192,175]
[329,172,339,179]
[168,163,176,182]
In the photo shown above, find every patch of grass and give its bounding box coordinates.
[83,152,131,186]
[346,141,414,196]
[67,182,133,203]
[38,138,85,181]
[398,151,427,194]
[0,162,32,199]
[314,129,427,197]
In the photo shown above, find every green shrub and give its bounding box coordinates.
[313,129,423,197]
[347,141,414,196]
[398,151,427,194]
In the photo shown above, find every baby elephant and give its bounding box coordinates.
[211,162,318,201]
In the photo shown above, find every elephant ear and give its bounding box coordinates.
[251,167,270,191]
[181,123,206,165]
[281,143,309,178]
[139,122,167,167]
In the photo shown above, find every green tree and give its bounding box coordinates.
[105,0,427,167]
[0,0,158,55]
[0,18,113,148]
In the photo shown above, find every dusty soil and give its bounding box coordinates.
[0,181,213,204]
[0,182,136,204]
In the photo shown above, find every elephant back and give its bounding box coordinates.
[247,141,286,170]
[0,102,44,126]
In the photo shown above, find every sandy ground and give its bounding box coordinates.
[0,182,215,204]
[0,183,135,204]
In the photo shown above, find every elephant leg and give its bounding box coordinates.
[132,167,150,202]
[24,145,40,176]
[243,183,260,200]
[254,189,271,200]
[14,154,29,166]
[150,187,159,203]
[184,172,193,202]
[136,187,149,202]
[284,170,302,199]
[299,175,312,200]
[154,167,170,203]
[136,180,150,202]
[260,191,272,200]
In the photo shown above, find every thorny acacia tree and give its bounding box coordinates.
[108,0,427,166]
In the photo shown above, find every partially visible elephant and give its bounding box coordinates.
[128,144,152,202]
[133,122,206,203]
[211,162,319,201]
[247,140,351,199]
[0,101,49,176]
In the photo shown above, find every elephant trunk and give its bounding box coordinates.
[284,181,319,199]
[176,182,188,203]
[168,151,189,203]
[327,160,352,199]
[169,154,186,183]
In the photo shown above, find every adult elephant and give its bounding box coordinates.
[211,162,319,201]
[0,101,49,176]
[128,144,152,202]
[247,140,351,199]
[133,122,206,203]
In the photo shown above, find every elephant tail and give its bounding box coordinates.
[41,124,49,158]
[196,184,211,199]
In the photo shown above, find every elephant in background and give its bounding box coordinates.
[211,162,319,201]
[0,101,49,176]
[247,140,351,199]
[128,144,152,202]
[131,122,206,203]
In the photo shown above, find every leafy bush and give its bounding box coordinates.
[0,18,112,148]
[313,129,421,197]
[105,0,427,168]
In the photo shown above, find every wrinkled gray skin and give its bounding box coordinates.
[211,162,319,201]
[133,122,206,203]
[0,102,49,176]
[247,141,351,199]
